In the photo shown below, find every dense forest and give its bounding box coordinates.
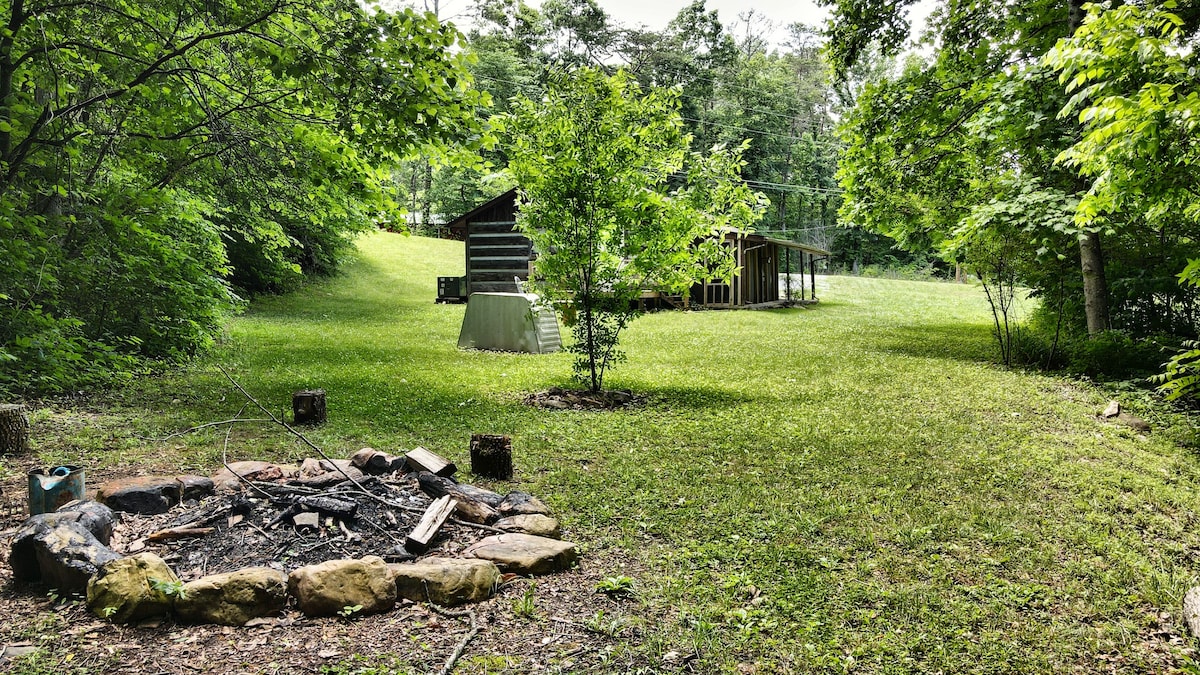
[2,0,1198,396]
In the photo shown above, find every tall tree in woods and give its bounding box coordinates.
[826,0,1120,339]
[1045,1,1200,391]
[503,68,764,392]
[0,0,489,394]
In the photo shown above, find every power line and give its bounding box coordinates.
[742,177,842,195]
[682,115,845,152]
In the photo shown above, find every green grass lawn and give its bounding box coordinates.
[17,230,1200,673]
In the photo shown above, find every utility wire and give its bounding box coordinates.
[681,116,844,150]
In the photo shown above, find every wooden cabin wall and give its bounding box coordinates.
[466,220,532,295]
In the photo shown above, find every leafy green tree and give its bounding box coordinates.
[826,0,1129,342]
[0,0,489,393]
[503,68,763,392]
[1045,1,1200,393]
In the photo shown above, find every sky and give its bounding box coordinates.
[587,0,831,33]
[424,0,933,51]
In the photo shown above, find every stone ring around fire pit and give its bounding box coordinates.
[7,448,578,626]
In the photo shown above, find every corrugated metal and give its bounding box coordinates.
[457,292,561,353]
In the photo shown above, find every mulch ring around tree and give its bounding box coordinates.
[523,387,644,411]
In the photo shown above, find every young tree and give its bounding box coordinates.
[504,68,764,392]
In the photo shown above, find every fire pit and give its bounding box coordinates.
[9,446,578,631]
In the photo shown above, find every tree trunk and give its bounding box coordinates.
[292,389,326,425]
[1067,0,1110,336]
[470,434,513,480]
[0,403,29,454]
[1079,230,1110,334]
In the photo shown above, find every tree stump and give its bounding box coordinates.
[0,404,30,454]
[292,390,327,425]
[470,434,513,480]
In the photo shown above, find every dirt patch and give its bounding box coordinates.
[0,548,657,674]
[524,387,643,411]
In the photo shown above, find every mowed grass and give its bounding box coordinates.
[28,231,1200,673]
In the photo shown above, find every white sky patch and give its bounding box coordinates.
[384,0,936,52]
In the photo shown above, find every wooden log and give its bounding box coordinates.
[405,446,457,478]
[292,389,327,425]
[415,472,504,507]
[405,495,457,553]
[0,404,29,455]
[452,498,500,525]
[470,434,513,480]
[146,527,216,542]
[297,494,358,520]
[415,472,501,524]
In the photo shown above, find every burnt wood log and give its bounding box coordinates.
[405,446,457,477]
[415,472,503,506]
[498,491,551,517]
[0,403,29,454]
[405,495,457,553]
[146,527,215,542]
[297,495,358,520]
[470,434,513,480]
[452,499,500,525]
[416,472,501,524]
[292,389,327,425]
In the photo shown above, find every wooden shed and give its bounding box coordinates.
[692,233,830,308]
[439,189,829,307]
[442,188,531,298]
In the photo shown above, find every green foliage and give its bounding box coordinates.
[504,67,763,391]
[595,575,637,597]
[149,578,186,600]
[512,583,539,619]
[1044,1,1200,394]
[0,0,490,394]
[337,604,364,619]
[831,0,1200,371]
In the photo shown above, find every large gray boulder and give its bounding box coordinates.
[10,506,121,592]
[176,567,289,626]
[498,492,551,517]
[288,556,396,617]
[86,552,180,623]
[96,475,213,514]
[390,558,501,606]
[463,533,578,575]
